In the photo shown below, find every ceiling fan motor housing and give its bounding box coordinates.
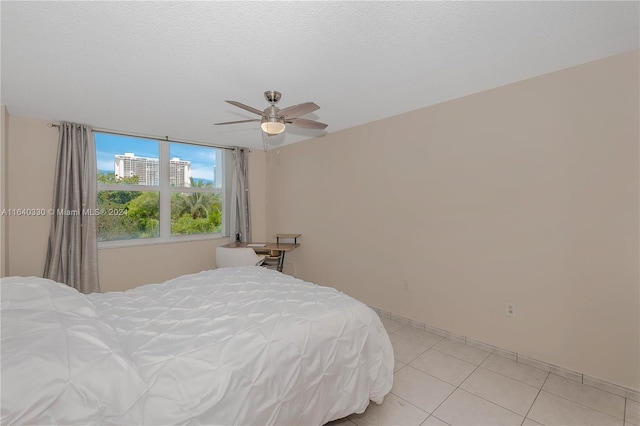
[263,105,280,117]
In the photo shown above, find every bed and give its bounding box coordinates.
[1,266,394,425]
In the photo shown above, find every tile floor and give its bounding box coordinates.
[330,317,639,426]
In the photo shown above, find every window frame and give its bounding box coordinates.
[96,132,229,249]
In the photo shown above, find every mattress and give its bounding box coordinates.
[1,267,393,425]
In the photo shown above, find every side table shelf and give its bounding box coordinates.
[223,234,300,273]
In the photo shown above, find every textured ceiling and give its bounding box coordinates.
[1,1,638,150]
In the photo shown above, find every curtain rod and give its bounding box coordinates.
[47,123,242,151]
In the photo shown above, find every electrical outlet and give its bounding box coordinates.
[403,281,409,291]
[506,303,516,318]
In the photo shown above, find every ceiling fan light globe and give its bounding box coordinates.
[261,118,286,135]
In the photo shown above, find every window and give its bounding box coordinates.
[95,133,226,245]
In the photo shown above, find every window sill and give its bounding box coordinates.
[98,234,229,250]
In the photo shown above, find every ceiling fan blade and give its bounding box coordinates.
[278,102,320,119]
[287,117,328,130]
[214,119,261,125]
[225,100,265,116]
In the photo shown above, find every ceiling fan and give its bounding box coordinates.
[214,91,327,136]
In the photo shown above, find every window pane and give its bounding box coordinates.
[97,191,160,241]
[171,192,222,235]
[95,132,225,245]
[96,133,159,186]
[169,142,220,188]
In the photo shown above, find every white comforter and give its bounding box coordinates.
[1,267,393,425]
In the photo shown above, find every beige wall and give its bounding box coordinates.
[3,114,267,292]
[266,50,639,390]
[1,105,8,277]
[5,115,57,277]
[98,240,225,292]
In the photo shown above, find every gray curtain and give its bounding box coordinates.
[43,122,100,293]
[230,147,251,243]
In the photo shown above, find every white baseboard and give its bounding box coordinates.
[371,307,640,403]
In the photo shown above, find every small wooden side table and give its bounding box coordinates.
[223,234,300,272]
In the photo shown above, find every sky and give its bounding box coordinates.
[95,133,218,181]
